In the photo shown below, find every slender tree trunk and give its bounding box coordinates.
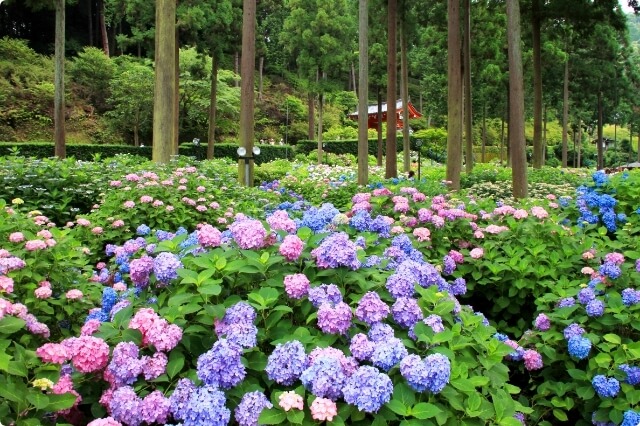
[386,0,398,179]
[377,87,383,167]
[207,54,219,159]
[98,0,109,56]
[152,0,177,163]
[532,0,543,168]
[577,120,582,168]
[463,0,473,174]
[358,0,369,185]
[506,0,527,198]
[258,56,264,101]
[543,103,547,162]
[318,86,324,164]
[235,51,240,87]
[506,84,511,166]
[239,0,256,185]
[174,25,179,154]
[572,127,576,168]
[54,0,66,159]
[562,58,569,167]
[597,91,604,170]
[482,102,486,163]
[446,0,463,189]
[308,93,315,140]
[134,121,139,147]
[500,115,505,166]
[401,24,410,173]
[351,61,358,96]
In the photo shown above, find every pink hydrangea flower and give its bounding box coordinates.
[65,336,110,373]
[66,289,83,299]
[470,248,484,259]
[196,205,207,212]
[280,235,304,262]
[45,238,56,247]
[279,391,304,411]
[81,319,102,336]
[166,206,174,212]
[123,201,135,209]
[87,417,122,426]
[310,398,337,421]
[284,273,310,299]
[112,220,125,228]
[92,227,104,235]
[196,186,206,192]
[583,250,596,260]
[35,286,52,299]
[37,230,52,239]
[77,218,91,226]
[9,232,24,243]
[140,195,153,203]
[198,224,222,247]
[413,228,431,242]
[25,240,47,251]
[152,200,164,207]
[0,276,13,293]
[513,209,528,219]
[36,343,70,364]
[391,226,404,234]
[531,206,549,219]
[113,282,127,291]
[110,180,122,187]
[605,252,625,265]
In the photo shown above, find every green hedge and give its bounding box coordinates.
[294,137,422,156]
[0,142,294,164]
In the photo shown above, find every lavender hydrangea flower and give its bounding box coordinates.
[153,252,182,283]
[592,375,620,398]
[578,287,596,305]
[109,386,142,426]
[619,364,640,385]
[585,299,605,317]
[385,273,416,299]
[265,340,308,385]
[599,261,621,279]
[222,323,258,349]
[563,323,585,340]
[392,297,424,328]
[400,353,451,393]
[450,277,467,296]
[342,366,393,413]
[234,391,272,426]
[533,313,550,331]
[442,255,456,275]
[129,255,154,288]
[308,284,342,307]
[317,302,353,334]
[567,335,591,360]
[140,390,171,424]
[196,339,245,389]
[355,292,390,325]
[300,356,346,401]
[169,378,196,421]
[311,232,361,270]
[350,333,375,361]
[371,337,408,371]
[107,342,143,386]
[622,288,640,306]
[557,297,576,308]
[368,322,395,342]
[223,301,257,325]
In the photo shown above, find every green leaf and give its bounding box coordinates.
[44,393,78,412]
[215,257,227,270]
[168,293,194,307]
[552,409,568,421]
[386,399,408,416]
[410,402,441,419]
[258,408,287,424]
[198,281,222,296]
[603,334,621,345]
[166,351,185,378]
[7,361,27,377]
[286,409,305,424]
[0,316,26,334]
[393,382,416,407]
[27,391,50,409]
[0,382,23,402]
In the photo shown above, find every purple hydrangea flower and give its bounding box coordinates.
[355,292,390,325]
[442,255,456,275]
[533,313,550,331]
[385,273,416,299]
[343,366,393,413]
[308,284,342,307]
[392,297,424,328]
[578,287,596,305]
[224,301,257,325]
[181,385,230,426]
[557,297,576,308]
[350,333,375,361]
[619,364,640,385]
[599,261,621,279]
[196,339,245,389]
[450,277,467,296]
[368,322,395,342]
[153,252,182,283]
[265,340,308,385]
[563,323,585,340]
[300,356,346,401]
[371,337,408,371]
[107,342,143,386]
[169,378,196,421]
[522,349,543,371]
[140,390,171,424]
[622,288,640,306]
[234,391,273,426]
[229,218,268,249]
[317,302,353,334]
[223,323,258,349]
[586,299,605,317]
[109,386,142,426]
[311,232,361,270]
[129,255,154,288]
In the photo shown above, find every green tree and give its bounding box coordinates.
[447,0,463,190]
[69,46,114,112]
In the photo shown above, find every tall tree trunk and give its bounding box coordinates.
[207,54,219,159]
[239,0,256,185]
[307,93,315,140]
[134,120,139,147]
[258,56,264,100]
[401,23,410,173]
[500,115,505,166]
[318,85,324,164]
[377,87,383,167]
[357,0,369,185]
[463,0,473,174]
[351,61,358,95]
[98,0,109,56]
[562,58,569,167]
[543,103,547,162]
[597,91,604,170]
[235,51,240,87]
[506,0,527,198]
[446,0,462,189]
[577,120,582,168]
[152,0,177,164]
[532,0,543,168]
[54,0,66,159]
[174,25,179,154]
[386,0,398,179]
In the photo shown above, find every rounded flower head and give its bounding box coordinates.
[300,356,346,401]
[586,299,605,317]
[265,340,308,385]
[533,313,550,331]
[234,391,272,426]
[317,302,353,335]
[283,273,310,299]
[279,234,304,261]
[197,339,245,389]
[592,375,620,398]
[355,292,390,325]
[153,252,182,283]
[109,386,142,426]
[400,353,451,393]
[65,336,110,373]
[279,391,304,411]
[522,349,543,371]
[181,385,230,426]
[619,364,640,385]
[349,333,375,361]
[371,337,409,372]
[567,335,592,360]
[309,397,337,422]
[343,366,393,413]
[392,297,424,328]
[563,323,585,340]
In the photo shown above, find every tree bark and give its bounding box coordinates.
[98,0,109,56]
[562,57,569,167]
[308,93,315,140]
[463,0,473,174]
[597,90,604,170]
[239,0,256,185]
[401,23,410,173]
[377,87,383,167]
[318,84,324,164]
[54,0,66,159]
[351,61,357,96]
[446,0,462,189]
[386,0,398,179]
[207,54,219,159]
[577,120,582,168]
[532,0,543,168]
[500,115,505,166]
[357,0,369,185]
[152,0,177,163]
[506,0,527,198]
[174,23,179,154]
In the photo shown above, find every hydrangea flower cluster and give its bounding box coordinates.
[196,338,246,389]
[214,302,258,348]
[592,375,620,398]
[128,308,182,351]
[342,366,393,413]
[265,340,309,385]
[234,391,272,426]
[400,353,451,393]
[355,291,390,325]
[310,232,361,270]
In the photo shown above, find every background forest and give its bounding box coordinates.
[1,0,640,168]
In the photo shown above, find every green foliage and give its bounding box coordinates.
[69,47,115,112]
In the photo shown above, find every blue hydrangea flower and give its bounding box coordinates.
[567,335,591,360]
[153,252,183,283]
[368,322,395,342]
[181,385,230,426]
[136,224,151,236]
[577,287,596,305]
[224,301,257,325]
[169,378,196,421]
[592,375,620,398]
[308,284,343,307]
[196,339,245,389]
[265,340,308,385]
[557,297,576,308]
[355,292,390,325]
[585,299,605,317]
[400,353,451,393]
[621,410,640,426]
[563,323,585,340]
[599,262,621,280]
[234,391,272,426]
[450,277,467,296]
[392,297,423,328]
[619,364,640,385]
[343,366,393,413]
[300,356,346,401]
[370,337,408,371]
